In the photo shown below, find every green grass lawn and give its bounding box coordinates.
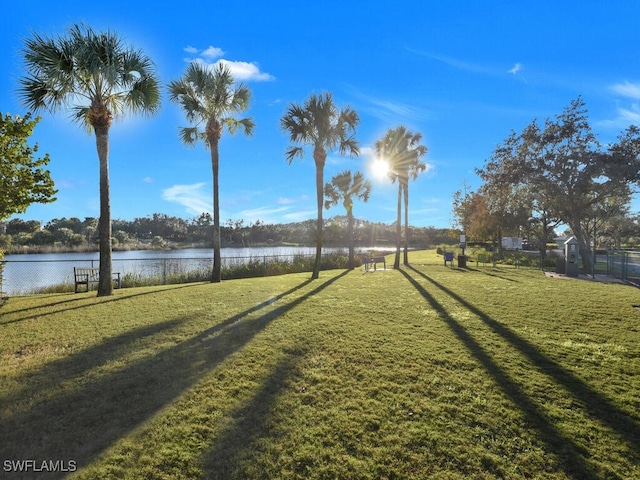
[2,249,640,479]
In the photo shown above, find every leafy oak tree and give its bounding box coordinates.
[0,112,56,221]
[478,97,640,273]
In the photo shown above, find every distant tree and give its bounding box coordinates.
[46,217,84,234]
[29,229,54,245]
[474,129,559,262]
[0,112,56,220]
[189,212,213,245]
[325,170,371,269]
[581,195,631,252]
[20,24,161,295]
[5,218,42,235]
[477,97,640,273]
[169,62,254,283]
[375,126,427,268]
[452,189,500,243]
[281,92,360,279]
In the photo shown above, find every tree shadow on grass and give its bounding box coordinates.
[399,267,600,479]
[0,271,347,479]
[199,349,306,479]
[464,267,521,282]
[0,283,204,326]
[406,265,640,454]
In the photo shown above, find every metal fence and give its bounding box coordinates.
[0,252,350,296]
[607,250,640,283]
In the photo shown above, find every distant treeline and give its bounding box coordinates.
[0,213,459,253]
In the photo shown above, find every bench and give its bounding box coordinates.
[364,256,386,271]
[74,267,121,293]
[444,252,454,267]
[476,253,489,266]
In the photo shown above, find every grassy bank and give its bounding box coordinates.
[1,250,639,479]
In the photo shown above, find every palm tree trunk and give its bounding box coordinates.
[347,209,355,270]
[312,160,324,279]
[95,125,113,296]
[403,182,409,266]
[394,182,401,269]
[211,144,222,283]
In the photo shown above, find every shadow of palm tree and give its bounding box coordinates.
[1,282,203,325]
[0,271,348,477]
[465,267,521,282]
[407,265,640,453]
[399,267,599,479]
[200,350,306,479]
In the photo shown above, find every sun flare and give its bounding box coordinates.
[371,159,390,180]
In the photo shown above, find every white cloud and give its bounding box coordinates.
[162,183,211,216]
[407,48,493,74]
[202,46,225,59]
[218,59,275,81]
[610,81,640,99]
[183,46,275,82]
[142,176,154,183]
[597,81,640,128]
[347,88,432,122]
[283,210,316,222]
[360,146,374,157]
[277,197,296,205]
[236,206,290,224]
[618,104,640,123]
[508,63,522,75]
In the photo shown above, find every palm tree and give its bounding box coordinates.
[281,92,359,279]
[375,126,427,268]
[19,24,160,296]
[168,62,254,283]
[325,170,371,270]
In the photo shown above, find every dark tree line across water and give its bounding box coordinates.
[0,214,457,254]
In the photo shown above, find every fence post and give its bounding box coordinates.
[163,258,167,285]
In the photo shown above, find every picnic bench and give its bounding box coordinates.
[74,267,121,293]
[364,256,386,271]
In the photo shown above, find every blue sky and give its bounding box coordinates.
[2,1,639,229]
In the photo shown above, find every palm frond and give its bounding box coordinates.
[325,169,371,213]
[168,61,253,147]
[178,126,202,146]
[281,92,360,163]
[223,117,255,136]
[284,146,305,164]
[20,23,160,129]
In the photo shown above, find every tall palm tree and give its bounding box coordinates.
[168,62,254,283]
[281,92,359,280]
[324,170,371,270]
[375,126,427,268]
[19,24,160,296]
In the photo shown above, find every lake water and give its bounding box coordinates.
[1,246,356,295]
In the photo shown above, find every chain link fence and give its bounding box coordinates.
[607,250,640,284]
